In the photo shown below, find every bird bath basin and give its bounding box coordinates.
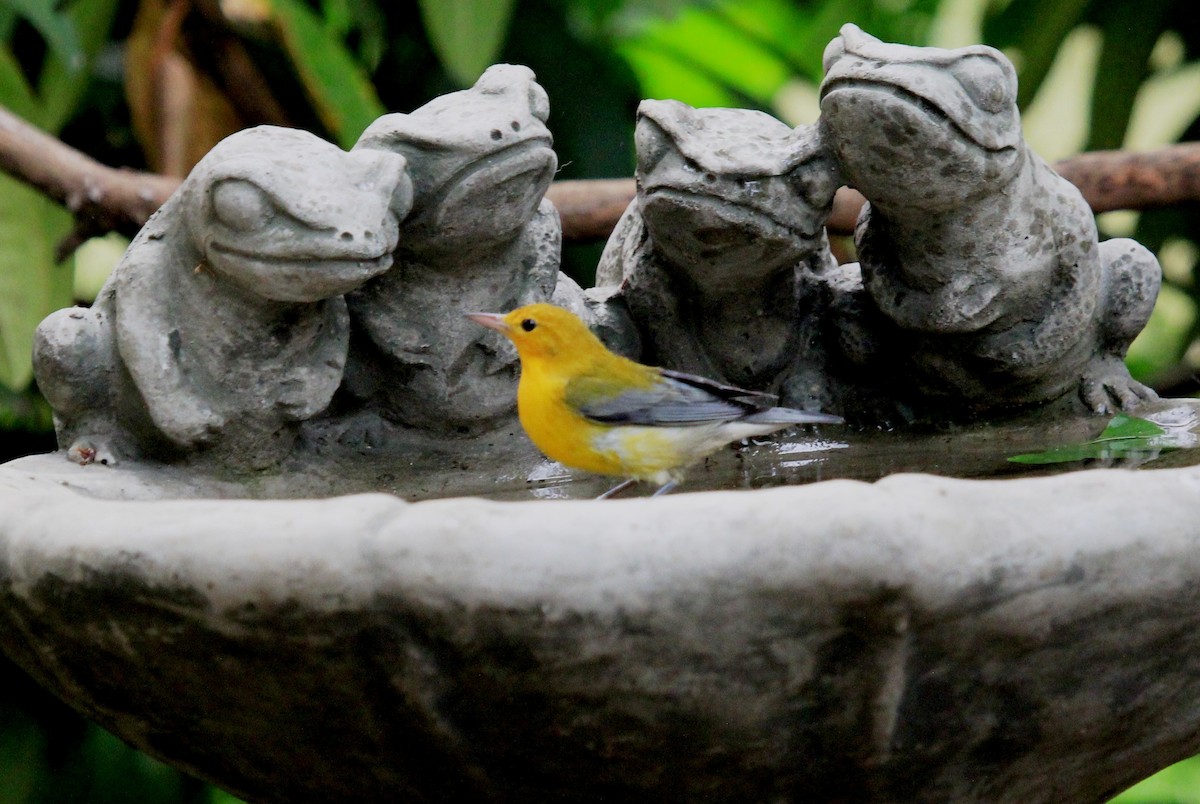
[3,25,1198,804]
[3,400,1200,802]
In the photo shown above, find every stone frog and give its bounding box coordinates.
[818,24,1161,417]
[346,64,587,434]
[33,126,411,468]
[595,99,841,406]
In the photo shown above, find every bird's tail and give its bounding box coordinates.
[743,407,844,426]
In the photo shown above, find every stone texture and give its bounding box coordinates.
[818,24,1161,420]
[595,100,841,411]
[344,64,587,434]
[2,401,1200,802]
[32,126,411,470]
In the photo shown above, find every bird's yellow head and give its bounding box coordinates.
[466,303,603,362]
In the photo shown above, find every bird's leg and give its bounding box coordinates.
[651,480,679,497]
[597,478,638,500]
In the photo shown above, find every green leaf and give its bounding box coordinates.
[1007,414,1171,465]
[1125,278,1195,381]
[617,39,746,109]
[1095,412,1167,439]
[73,233,127,303]
[1084,0,1172,151]
[417,0,517,87]
[4,0,83,77]
[36,0,122,133]
[0,175,74,392]
[0,382,53,432]
[982,0,1095,107]
[209,787,249,804]
[0,43,38,121]
[320,0,387,70]
[632,7,794,103]
[1112,755,1200,803]
[271,0,386,147]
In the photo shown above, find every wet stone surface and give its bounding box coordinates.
[4,431,1200,802]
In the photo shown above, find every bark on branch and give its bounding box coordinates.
[0,106,179,260]
[3,102,1200,254]
[551,143,1200,241]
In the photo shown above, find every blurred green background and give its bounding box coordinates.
[2,0,1200,800]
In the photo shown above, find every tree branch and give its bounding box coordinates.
[3,102,1200,254]
[0,105,177,259]
[1054,143,1200,213]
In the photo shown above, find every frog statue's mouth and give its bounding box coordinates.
[407,139,557,251]
[821,79,1009,152]
[819,78,1023,209]
[640,185,818,280]
[818,24,1023,207]
[206,244,395,304]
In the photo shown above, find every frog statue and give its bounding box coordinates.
[344,64,588,434]
[818,24,1161,418]
[32,127,412,468]
[595,100,842,409]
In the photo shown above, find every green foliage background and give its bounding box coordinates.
[2,0,1200,800]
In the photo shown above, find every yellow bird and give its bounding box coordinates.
[467,303,843,497]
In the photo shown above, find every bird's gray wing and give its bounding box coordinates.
[568,369,775,426]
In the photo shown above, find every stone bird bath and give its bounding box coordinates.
[2,29,1200,804]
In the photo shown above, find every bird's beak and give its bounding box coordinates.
[465,312,510,333]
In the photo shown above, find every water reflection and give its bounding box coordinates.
[481,399,1200,500]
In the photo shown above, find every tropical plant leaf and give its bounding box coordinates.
[72,233,127,303]
[1125,282,1195,381]
[0,43,37,120]
[417,0,517,87]
[1007,414,1173,465]
[617,38,747,108]
[1112,755,1200,803]
[982,0,1095,107]
[4,0,83,79]
[627,6,793,104]
[272,0,386,147]
[1085,0,1172,151]
[0,175,74,391]
[36,0,122,133]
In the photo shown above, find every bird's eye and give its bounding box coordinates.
[521,318,537,332]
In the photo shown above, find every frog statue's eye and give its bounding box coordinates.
[520,318,537,332]
[634,118,673,173]
[528,82,550,124]
[949,55,1014,115]
[211,179,275,232]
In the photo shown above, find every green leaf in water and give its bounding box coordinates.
[1008,414,1169,465]
[1094,413,1167,440]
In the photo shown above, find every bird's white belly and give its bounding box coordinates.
[591,422,786,484]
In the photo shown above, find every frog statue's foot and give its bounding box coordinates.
[1079,355,1159,415]
[65,437,121,467]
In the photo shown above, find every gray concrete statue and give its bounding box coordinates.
[32,127,411,468]
[819,24,1161,418]
[595,100,841,409]
[345,64,587,434]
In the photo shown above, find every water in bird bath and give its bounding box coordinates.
[510,397,1200,500]
[8,397,1198,504]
